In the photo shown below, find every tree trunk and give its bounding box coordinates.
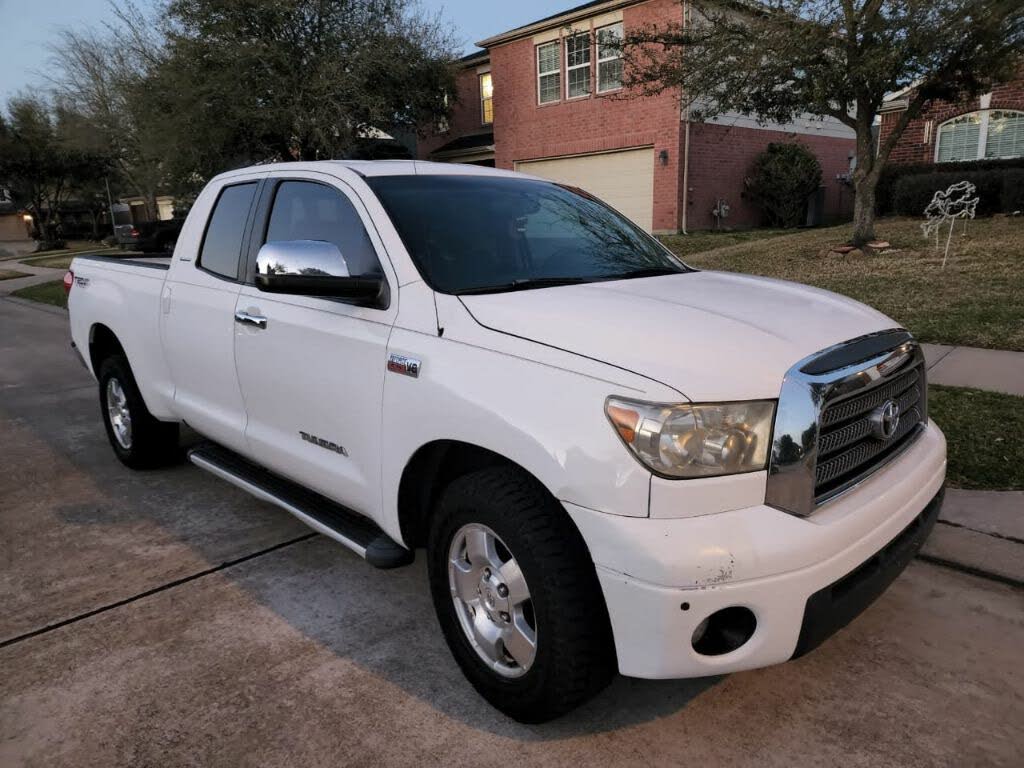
[851,176,878,246]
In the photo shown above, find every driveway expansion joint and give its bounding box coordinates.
[0,532,317,651]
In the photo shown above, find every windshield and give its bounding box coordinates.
[365,175,691,294]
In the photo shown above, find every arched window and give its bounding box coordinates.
[936,109,1024,162]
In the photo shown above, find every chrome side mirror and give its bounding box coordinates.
[255,240,386,305]
[256,239,350,279]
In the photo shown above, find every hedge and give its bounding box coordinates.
[891,170,1009,216]
[877,157,1024,215]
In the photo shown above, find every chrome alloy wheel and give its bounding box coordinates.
[448,523,537,678]
[106,377,133,450]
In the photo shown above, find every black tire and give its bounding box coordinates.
[98,355,181,469]
[427,466,615,723]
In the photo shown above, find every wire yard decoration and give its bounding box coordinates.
[921,181,979,268]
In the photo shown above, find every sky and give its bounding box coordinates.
[0,0,561,104]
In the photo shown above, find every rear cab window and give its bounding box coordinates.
[198,182,258,280]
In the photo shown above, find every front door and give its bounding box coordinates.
[233,175,398,519]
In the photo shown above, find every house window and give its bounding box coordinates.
[479,72,493,124]
[537,42,560,104]
[936,109,1024,162]
[596,23,623,93]
[985,110,1024,159]
[566,33,591,98]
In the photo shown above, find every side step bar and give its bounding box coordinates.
[188,443,414,569]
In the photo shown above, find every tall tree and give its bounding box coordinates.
[0,96,111,248]
[622,1,1024,244]
[145,0,458,181]
[50,4,170,220]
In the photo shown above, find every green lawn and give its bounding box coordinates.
[929,385,1024,491]
[11,279,67,309]
[0,269,30,281]
[662,216,1024,351]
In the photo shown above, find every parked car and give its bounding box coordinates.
[65,161,946,722]
[114,218,183,253]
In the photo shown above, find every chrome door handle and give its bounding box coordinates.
[234,311,267,329]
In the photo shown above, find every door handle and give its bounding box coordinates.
[234,311,267,329]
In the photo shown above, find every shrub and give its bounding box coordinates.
[891,170,1005,217]
[1001,169,1024,214]
[746,143,823,228]
[877,157,1024,214]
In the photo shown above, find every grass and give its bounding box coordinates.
[11,279,67,309]
[929,385,1024,490]
[0,269,30,281]
[662,216,1024,351]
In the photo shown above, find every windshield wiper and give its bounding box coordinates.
[456,277,590,295]
[601,266,685,281]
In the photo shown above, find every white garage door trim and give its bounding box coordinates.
[515,146,655,232]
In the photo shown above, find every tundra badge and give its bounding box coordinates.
[299,431,348,456]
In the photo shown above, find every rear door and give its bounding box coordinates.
[233,173,398,518]
[161,177,261,452]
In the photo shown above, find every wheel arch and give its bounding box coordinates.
[398,439,575,551]
[88,323,127,375]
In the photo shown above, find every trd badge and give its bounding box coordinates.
[387,354,421,378]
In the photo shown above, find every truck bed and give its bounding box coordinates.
[75,254,171,271]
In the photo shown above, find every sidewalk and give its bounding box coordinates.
[922,343,1024,397]
[0,249,120,296]
[0,261,66,296]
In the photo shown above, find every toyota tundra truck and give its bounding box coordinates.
[66,160,946,722]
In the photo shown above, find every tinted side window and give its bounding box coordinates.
[199,182,257,279]
[265,181,382,276]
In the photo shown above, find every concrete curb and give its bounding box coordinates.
[922,488,1024,587]
[0,295,69,316]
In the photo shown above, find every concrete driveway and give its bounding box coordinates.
[1,297,1022,767]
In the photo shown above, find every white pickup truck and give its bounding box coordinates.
[67,160,946,722]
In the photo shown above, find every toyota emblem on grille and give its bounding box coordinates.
[871,400,901,440]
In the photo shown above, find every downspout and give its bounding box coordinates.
[681,107,691,235]
[679,0,690,235]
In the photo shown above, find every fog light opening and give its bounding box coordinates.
[691,607,757,656]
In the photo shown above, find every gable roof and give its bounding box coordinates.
[477,0,641,48]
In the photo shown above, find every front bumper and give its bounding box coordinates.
[565,420,946,679]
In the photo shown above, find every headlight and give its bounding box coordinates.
[605,397,775,478]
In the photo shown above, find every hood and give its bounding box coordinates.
[459,271,896,401]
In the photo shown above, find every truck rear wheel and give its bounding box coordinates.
[427,466,615,722]
[98,355,180,469]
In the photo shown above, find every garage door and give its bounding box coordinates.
[516,147,654,232]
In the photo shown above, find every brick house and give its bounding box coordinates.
[879,74,1024,165]
[419,0,857,233]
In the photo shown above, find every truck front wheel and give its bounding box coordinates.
[98,355,180,469]
[427,466,615,722]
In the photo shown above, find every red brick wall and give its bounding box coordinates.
[490,0,685,232]
[879,74,1024,165]
[686,123,856,228]
[417,62,491,159]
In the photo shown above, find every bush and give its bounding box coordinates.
[891,170,1005,217]
[746,143,823,228]
[877,156,1024,214]
[1001,169,1024,214]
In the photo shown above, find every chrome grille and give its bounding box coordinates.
[815,361,926,500]
[765,330,929,517]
